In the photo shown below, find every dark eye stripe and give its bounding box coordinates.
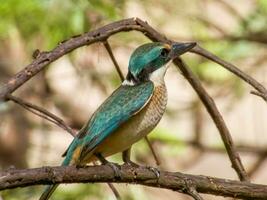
[160,48,169,57]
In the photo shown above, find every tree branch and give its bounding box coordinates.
[103,40,124,81]
[0,18,144,101]
[1,165,267,199]
[191,45,267,102]
[6,94,76,137]
[173,58,249,181]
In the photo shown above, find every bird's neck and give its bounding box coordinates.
[149,60,171,86]
[149,65,167,87]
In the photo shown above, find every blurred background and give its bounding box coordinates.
[1,0,267,199]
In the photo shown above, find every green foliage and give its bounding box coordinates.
[52,184,105,200]
[2,186,40,200]
[240,0,267,33]
[88,0,123,20]
[0,0,124,49]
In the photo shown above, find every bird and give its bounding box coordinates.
[39,41,196,200]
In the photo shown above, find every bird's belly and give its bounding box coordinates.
[94,84,167,158]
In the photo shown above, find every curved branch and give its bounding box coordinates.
[191,45,267,102]
[0,18,144,101]
[1,17,266,103]
[173,58,248,181]
[1,165,267,199]
[7,94,76,137]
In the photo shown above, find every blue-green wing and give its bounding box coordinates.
[65,81,154,164]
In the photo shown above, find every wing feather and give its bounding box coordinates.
[63,81,154,164]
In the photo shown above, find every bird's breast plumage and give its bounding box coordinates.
[93,83,167,158]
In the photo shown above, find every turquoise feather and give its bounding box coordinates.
[129,42,167,77]
[64,81,154,165]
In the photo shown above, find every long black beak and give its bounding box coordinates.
[168,42,196,59]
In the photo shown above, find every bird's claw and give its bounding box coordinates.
[105,162,122,179]
[147,166,160,179]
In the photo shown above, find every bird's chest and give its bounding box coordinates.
[129,84,168,135]
[96,84,167,157]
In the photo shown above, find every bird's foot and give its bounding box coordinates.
[94,153,122,179]
[104,161,122,179]
[146,166,160,179]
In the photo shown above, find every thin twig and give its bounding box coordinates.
[107,183,121,200]
[247,153,267,178]
[173,58,249,182]
[191,44,267,102]
[92,161,121,200]
[6,94,76,137]
[0,18,145,101]
[103,40,124,81]
[251,91,267,101]
[186,185,204,200]
[144,137,161,166]
[184,178,204,200]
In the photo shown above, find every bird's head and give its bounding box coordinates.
[124,42,196,86]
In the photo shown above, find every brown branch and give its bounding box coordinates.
[173,58,249,182]
[107,182,121,200]
[137,20,267,101]
[0,18,145,101]
[144,137,161,166]
[248,154,267,178]
[186,186,204,200]
[103,40,124,81]
[191,45,267,102]
[250,91,267,101]
[1,17,266,104]
[1,165,267,199]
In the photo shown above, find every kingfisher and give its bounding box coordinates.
[40,41,195,200]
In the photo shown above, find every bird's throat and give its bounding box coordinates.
[149,62,169,86]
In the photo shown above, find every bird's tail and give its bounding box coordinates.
[39,184,59,200]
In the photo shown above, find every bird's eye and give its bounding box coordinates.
[160,48,169,57]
